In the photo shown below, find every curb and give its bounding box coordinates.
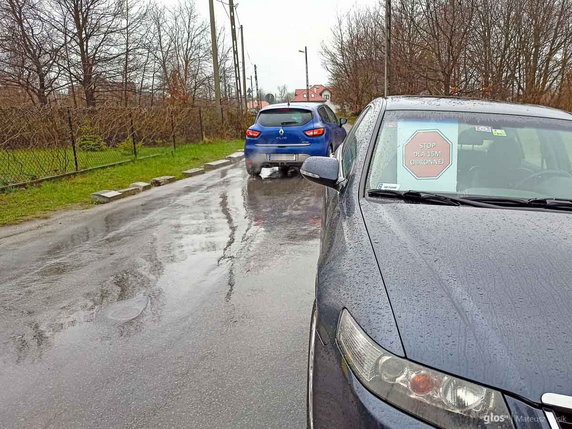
[151,176,177,186]
[204,159,232,170]
[183,168,205,177]
[226,152,245,163]
[91,155,241,204]
[130,182,152,191]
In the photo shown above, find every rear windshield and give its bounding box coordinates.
[257,108,313,127]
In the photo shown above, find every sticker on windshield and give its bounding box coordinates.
[475,126,492,133]
[380,183,400,190]
[492,129,507,137]
[397,120,458,192]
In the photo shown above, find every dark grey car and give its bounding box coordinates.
[302,96,572,429]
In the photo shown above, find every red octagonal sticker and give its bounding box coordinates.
[403,130,452,179]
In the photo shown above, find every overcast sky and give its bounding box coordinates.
[188,0,379,96]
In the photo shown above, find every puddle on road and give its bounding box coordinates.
[101,295,149,323]
[2,165,322,364]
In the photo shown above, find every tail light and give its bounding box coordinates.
[246,129,261,138]
[304,128,325,137]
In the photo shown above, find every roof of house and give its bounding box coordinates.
[291,85,331,102]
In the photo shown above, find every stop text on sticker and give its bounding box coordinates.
[410,142,445,165]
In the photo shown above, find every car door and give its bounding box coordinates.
[324,106,346,149]
[322,105,375,230]
[317,106,335,147]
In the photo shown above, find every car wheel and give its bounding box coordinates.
[246,164,261,177]
[307,301,317,429]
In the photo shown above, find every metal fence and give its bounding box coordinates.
[0,106,247,188]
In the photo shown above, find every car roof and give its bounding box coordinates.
[259,102,322,112]
[381,95,572,121]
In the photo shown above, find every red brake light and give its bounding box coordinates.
[246,129,261,138]
[304,128,325,137]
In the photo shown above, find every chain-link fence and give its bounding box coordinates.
[0,106,249,188]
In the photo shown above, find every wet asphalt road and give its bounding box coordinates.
[0,163,322,428]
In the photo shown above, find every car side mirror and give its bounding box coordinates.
[339,118,348,126]
[301,156,339,189]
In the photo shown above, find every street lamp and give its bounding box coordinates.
[299,47,309,102]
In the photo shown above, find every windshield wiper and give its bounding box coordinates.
[465,196,572,211]
[367,189,492,207]
[528,198,572,211]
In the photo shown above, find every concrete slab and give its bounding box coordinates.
[91,190,123,204]
[226,152,245,163]
[129,182,152,191]
[182,168,205,177]
[151,176,177,186]
[119,187,141,197]
[204,159,232,170]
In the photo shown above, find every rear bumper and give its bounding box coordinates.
[244,139,328,167]
[245,153,310,168]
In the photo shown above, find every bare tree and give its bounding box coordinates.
[322,7,385,113]
[277,84,289,102]
[50,0,124,107]
[0,0,62,104]
[323,0,572,111]
[147,1,209,105]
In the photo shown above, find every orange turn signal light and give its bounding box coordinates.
[409,372,438,396]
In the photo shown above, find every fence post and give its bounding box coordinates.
[129,111,137,159]
[170,109,176,151]
[67,107,79,172]
[199,108,205,141]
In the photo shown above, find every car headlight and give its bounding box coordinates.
[336,309,514,429]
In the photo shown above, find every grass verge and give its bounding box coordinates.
[0,139,243,226]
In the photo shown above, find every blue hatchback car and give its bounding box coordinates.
[244,103,347,176]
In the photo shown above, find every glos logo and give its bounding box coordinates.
[483,413,508,424]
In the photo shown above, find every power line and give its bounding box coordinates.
[233,5,254,71]
[216,0,256,92]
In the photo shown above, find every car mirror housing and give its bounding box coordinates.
[301,156,339,189]
[339,117,348,126]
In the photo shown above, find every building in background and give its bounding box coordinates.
[291,85,337,111]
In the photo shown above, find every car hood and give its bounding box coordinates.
[360,199,572,403]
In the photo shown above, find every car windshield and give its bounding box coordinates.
[367,110,572,200]
[257,108,313,127]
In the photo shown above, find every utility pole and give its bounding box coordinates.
[254,64,260,109]
[384,0,391,97]
[299,47,309,101]
[123,0,130,107]
[249,75,254,103]
[228,0,242,112]
[240,25,248,112]
[223,70,227,100]
[209,0,222,119]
